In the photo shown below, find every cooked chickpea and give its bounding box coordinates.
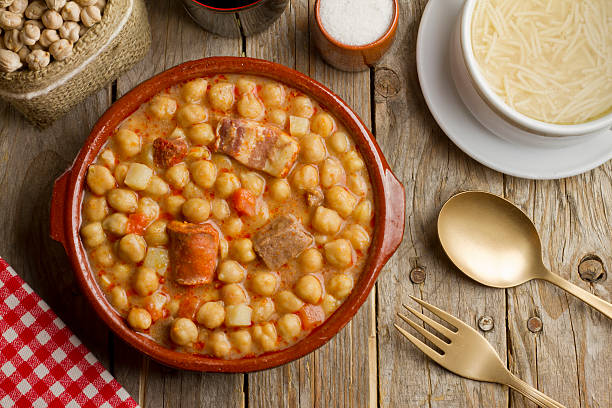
[133,266,159,296]
[109,286,128,310]
[181,78,208,102]
[187,123,215,146]
[137,197,160,221]
[240,172,265,196]
[81,222,106,247]
[312,206,343,235]
[87,165,115,195]
[170,317,198,346]
[230,238,256,263]
[223,217,243,237]
[324,239,353,269]
[298,248,323,273]
[190,160,217,189]
[275,290,304,313]
[278,314,302,340]
[107,189,138,213]
[295,275,322,304]
[114,163,129,186]
[177,103,207,128]
[196,301,225,329]
[237,93,264,119]
[91,244,115,267]
[111,263,132,285]
[83,196,109,221]
[209,331,231,357]
[113,129,141,158]
[328,131,349,153]
[291,96,314,118]
[300,134,326,163]
[252,323,277,351]
[212,154,233,172]
[217,260,245,283]
[249,202,269,228]
[182,198,210,223]
[165,195,186,218]
[269,179,291,201]
[225,303,252,327]
[343,151,365,173]
[291,164,319,190]
[148,95,177,119]
[186,146,211,162]
[208,82,235,111]
[269,108,287,128]
[321,294,341,315]
[99,149,116,169]
[229,329,252,354]
[165,163,190,189]
[251,297,275,323]
[236,78,256,94]
[328,274,353,299]
[215,172,240,198]
[118,234,147,263]
[347,174,368,196]
[326,186,357,218]
[320,158,345,188]
[221,283,247,305]
[127,307,151,331]
[251,271,277,296]
[102,213,128,237]
[353,200,373,225]
[144,175,170,197]
[261,83,285,107]
[310,112,335,137]
[342,224,370,251]
[145,220,168,246]
[219,237,229,259]
[182,182,204,199]
[211,198,230,220]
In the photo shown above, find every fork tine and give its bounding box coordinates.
[410,296,472,332]
[402,303,456,339]
[393,324,445,366]
[397,313,449,351]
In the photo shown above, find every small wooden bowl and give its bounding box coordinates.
[312,0,399,72]
[50,57,405,372]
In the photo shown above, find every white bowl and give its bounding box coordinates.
[450,0,612,146]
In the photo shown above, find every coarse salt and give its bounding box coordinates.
[319,0,394,46]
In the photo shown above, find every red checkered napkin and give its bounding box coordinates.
[0,258,139,408]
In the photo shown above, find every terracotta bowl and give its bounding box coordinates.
[50,57,405,372]
[312,0,399,72]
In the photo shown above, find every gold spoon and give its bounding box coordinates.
[438,191,612,320]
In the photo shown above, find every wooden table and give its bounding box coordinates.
[1,1,610,406]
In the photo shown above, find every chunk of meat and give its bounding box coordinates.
[167,221,219,286]
[153,137,188,168]
[298,304,325,330]
[230,188,257,217]
[253,214,313,269]
[215,117,299,178]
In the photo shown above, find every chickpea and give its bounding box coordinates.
[342,224,370,251]
[219,237,229,259]
[83,196,109,221]
[353,200,373,225]
[249,202,269,229]
[211,198,230,220]
[252,323,277,352]
[208,82,235,111]
[295,275,322,304]
[251,297,275,323]
[181,78,208,103]
[118,234,147,263]
[81,222,106,248]
[326,186,357,218]
[237,93,264,119]
[347,174,368,196]
[278,314,302,340]
[187,123,215,146]
[328,131,348,153]
[300,134,326,163]
[221,283,247,305]
[165,195,186,218]
[217,260,245,283]
[291,96,314,118]
[98,149,116,170]
[137,197,160,221]
[196,301,225,329]
[268,108,287,128]
[113,129,141,158]
[148,95,177,119]
[170,318,198,346]
[298,248,323,273]
[182,182,203,199]
[145,220,168,246]
[312,206,343,235]
[177,103,207,128]
[225,304,252,327]
[328,274,353,299]
[182,198,210,223]
[343,151,365,173]
[91,244,115,267]
[111,263,132,285]
[185,146,211,162]
[230,238,256,263]
[189,159,217,189]
[311,112,335,137]
[229,329,252,354]
[321,294,341,315]
[109,286,128,311]
[324,239,353,269]
[320,158,345,188]
[87,165,115,195]
[107,188,138,213]
[215,172,240,198]
[209,331,231,358]
[114,163,129,186]
[127,307,152,331]
[269,179,290,201]
[165,163,190,189]
[251,271,277,296]
[240,172,265,196]
[261,83,284,107]
[223,217,243,237]
[291,164,319,191]
[315,234,330,245]
[212,154,233,172]
[102,213,127,236]
[275,290,304,313]
[133,266,158,296]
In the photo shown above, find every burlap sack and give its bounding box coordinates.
[0,0,151,128]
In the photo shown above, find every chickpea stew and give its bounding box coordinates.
[80,74,374,359]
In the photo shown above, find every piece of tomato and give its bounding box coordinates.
[127,213,149,235]
[298,304,325,331]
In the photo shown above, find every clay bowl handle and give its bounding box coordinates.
[379,169,405,262]
[50,169,71,251]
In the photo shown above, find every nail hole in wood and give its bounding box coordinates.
[578,255,606,283]
[409,266,426,284]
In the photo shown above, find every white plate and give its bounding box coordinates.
[416,0,612,180]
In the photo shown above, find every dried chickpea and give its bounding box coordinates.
[269,178,290,201]
[91,243,115,267]
[328,274,353,299]
[196,301,225,329]
[312,206,342,235]
[221,283,246,305]
[229,329,252,354]
[240,172,265,196]
[278,314,302,340]
[353,200,372,225]
[25,1,47,19]
[343,151,365,173]
[81,222,105,247]
[223,217,243,237]
[133,266,158,296]
[144,220,168,246]
[275,290,304,314]
[102,213,128,236]
[251,297,275,323]
[324,239,353,269]
[298,248,323,273]
[328,131,349,153]
[251,271,277,296]
[144,175,169,197]
[182,198,210,223]
[211,198,230,220]
[291,164,318,191]
[9,0,28,14]
[42,10,63,30]
[237,93,264,119]
[215,172,240,198]
[80,5,101,27]
[261,83,284,107]
[311,112,335,137]
[20,23,40,46]
[0,11,23,31]
[118,233,147,263]
[342,224,370,251]
[165,162,190,189]
[209,331,231,358]
[76,0,97,6]
[320,158,345,188]
[326,186,357,218]
[181,78,208,102]
[170,318,198,346]
[17,47,31,65]
[83,195,109,221]
[148,95,177,120]
[291,95,314,118]
[190,160,217,188]
[177,103,207,128]
[300,134,326,163]
[294,275,322,304]
[187,123,215,146]
[46,0,67,11]
[208,82,234,111]
[87,165,115,195]
[61,1,81,21]
[217,260,245,283]
[230,238,256,263]
[59,20,79,42]
[4,29,23,53]
[49,38,73,61]
[109,286,128,311]
[107,188,138,213]
[252,323,277,351]
[268,108,287,128]
[127,307,151,331]
[164,195,185,218]
[113,129,141,158]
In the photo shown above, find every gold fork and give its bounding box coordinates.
[395,296,565,408]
